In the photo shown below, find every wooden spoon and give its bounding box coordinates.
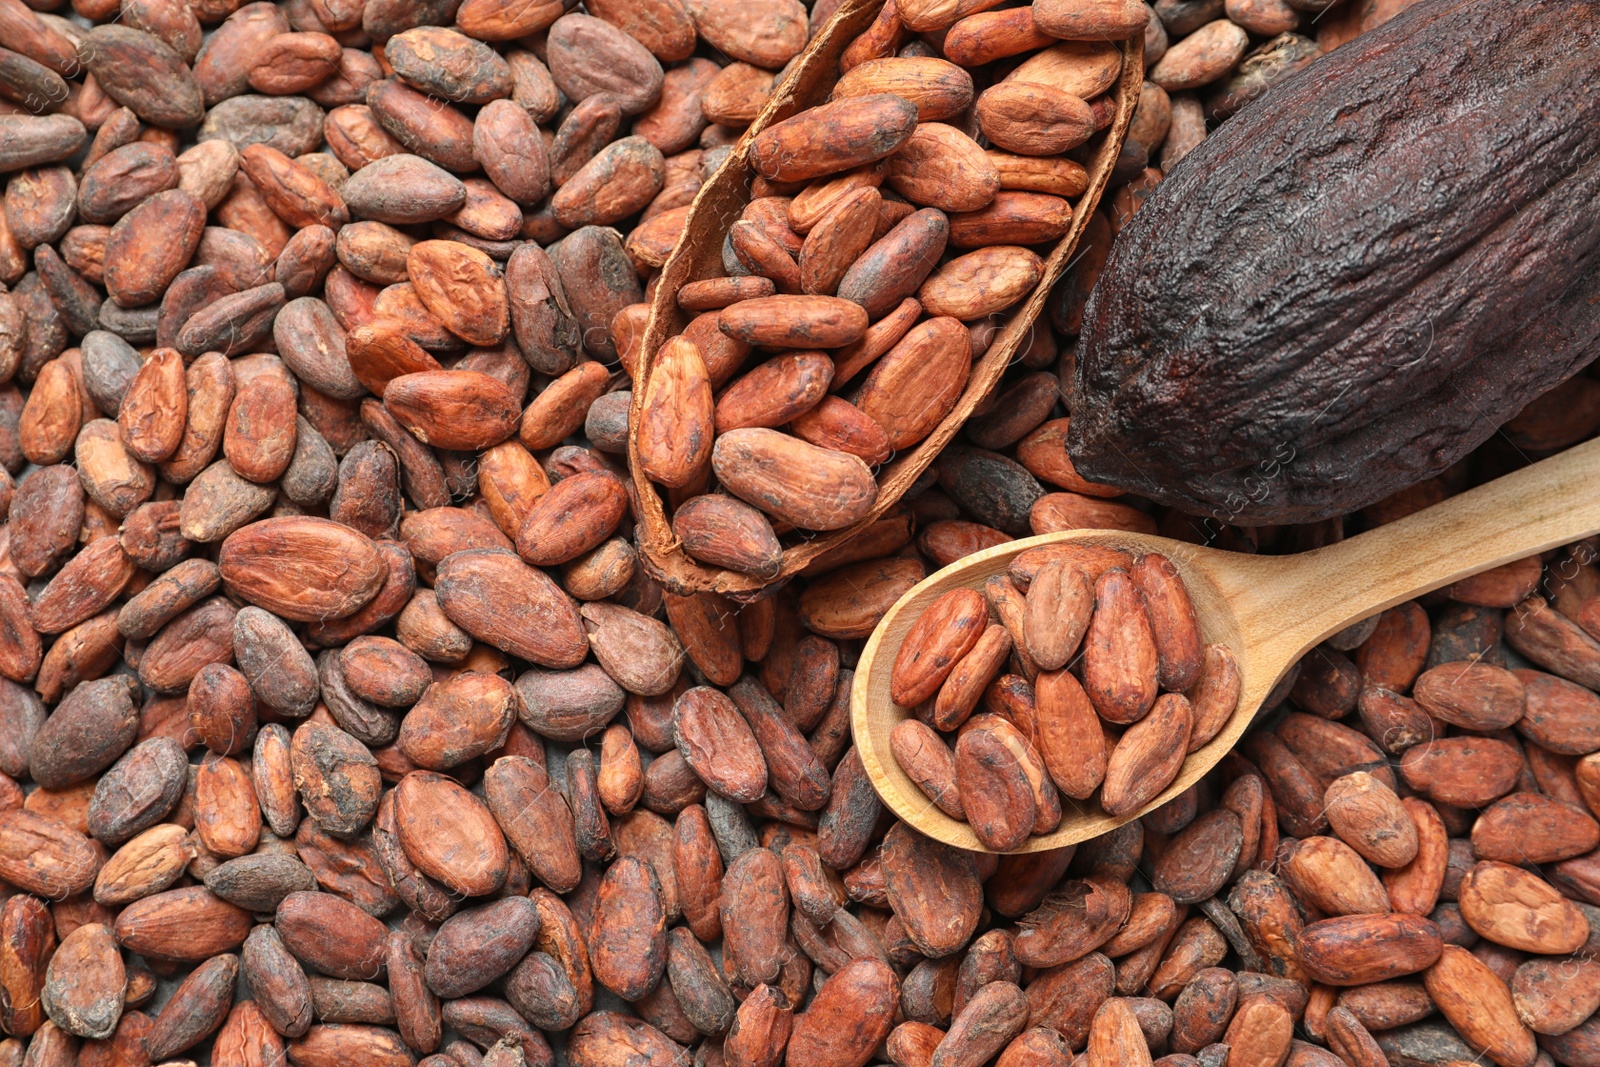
[853,436,1600,853]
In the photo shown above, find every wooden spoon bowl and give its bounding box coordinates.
[852,437,1600,852]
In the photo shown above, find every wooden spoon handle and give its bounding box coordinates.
[1235,435,1600,667]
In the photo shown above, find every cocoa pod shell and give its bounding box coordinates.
[627,0,1141,595]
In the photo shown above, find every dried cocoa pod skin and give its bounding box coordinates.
[1070,0,1600,522]
[14,9,1600,1067]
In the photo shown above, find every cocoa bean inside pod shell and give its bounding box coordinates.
[627,0,1144,596]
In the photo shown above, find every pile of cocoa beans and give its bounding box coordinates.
[4,527,1600,1067]
[2,0,1599,1065]
[889,551,1241,842]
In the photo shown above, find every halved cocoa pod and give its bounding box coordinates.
[626,1,1142,595]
